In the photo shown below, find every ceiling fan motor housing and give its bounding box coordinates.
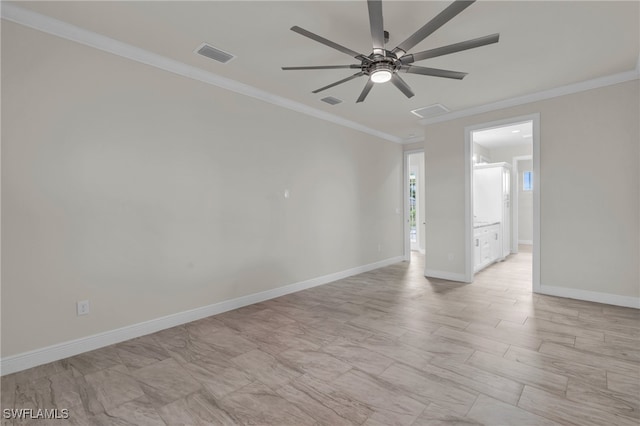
[365,51,399,71]
[369,59,394,71]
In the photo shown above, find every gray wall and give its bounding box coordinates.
[517,159,534,243]
[424,80,639,300]
[489,145,533,244]
[489,145,532,164]
[1,22,404,357]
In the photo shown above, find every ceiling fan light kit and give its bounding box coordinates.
[282,0,500,103]
[370,63,393,83]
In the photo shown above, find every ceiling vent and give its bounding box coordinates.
[194,43,235,64]
[410,104,450,119]
[321,96,342,105]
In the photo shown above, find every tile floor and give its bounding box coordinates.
[1,248,639,425]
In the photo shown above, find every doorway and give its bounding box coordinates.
[465,114,540,292]
[404,150,425,261]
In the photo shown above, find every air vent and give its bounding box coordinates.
[194,43,235,64]
[410,104,449,119]
[321,96,342,105]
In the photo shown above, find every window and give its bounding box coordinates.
[523,171,533,191]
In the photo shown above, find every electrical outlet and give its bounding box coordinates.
[448,253,454,261]
[77,300,90,316]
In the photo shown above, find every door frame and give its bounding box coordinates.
[464,113,540,292]
[403,149,424,262]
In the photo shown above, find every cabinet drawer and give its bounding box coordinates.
[474,227,490,236]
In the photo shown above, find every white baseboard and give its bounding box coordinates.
[424,269,467,283]
[537,284,640,309]
[0,256,403,376]
[518,240,533,245]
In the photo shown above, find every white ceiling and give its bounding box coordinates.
[473,121,532,149]
[6,1,640,143]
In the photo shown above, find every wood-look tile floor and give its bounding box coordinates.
[2,248,639,425]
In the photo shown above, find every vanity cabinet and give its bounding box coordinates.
[474,162,511,259]
[474,223,502,272]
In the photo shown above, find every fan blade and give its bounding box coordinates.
[400,33,499,64]
[401,65,467,80]
[367,0,385,54]
[392,0,475,57]
[312,72,365,93]
[282,65,362,70]
[291,26,365,59]
[356,79,375,103]
[390,74,415,98]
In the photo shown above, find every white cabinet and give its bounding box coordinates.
[474,162,512,267]
[473,235,482,272]
[491,226,502,261]
[474,223,501,272]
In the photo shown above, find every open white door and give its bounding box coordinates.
[404,150,425,261]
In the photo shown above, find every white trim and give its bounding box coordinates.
[401,135,426,145]
[464,127,473,283]
[403,151,411,262]
[424,269,467,282]
[531,116,541,293]
[538,285,640,309]
[420,70,639,126]
[0,3,401,145]
[0,256,403,376]
[473,161,511,171]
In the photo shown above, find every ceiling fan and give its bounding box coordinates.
[282,0,499,103]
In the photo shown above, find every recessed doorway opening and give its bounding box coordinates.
[404,150,425,261]
[464,114,540,292]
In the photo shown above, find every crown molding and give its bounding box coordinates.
[1,3,403,144]
[419,68,640,126]
[401,135,425,144]
[3,3,637,145]
[396,55,640,144]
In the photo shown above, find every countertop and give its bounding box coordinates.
[474,221,500,228]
